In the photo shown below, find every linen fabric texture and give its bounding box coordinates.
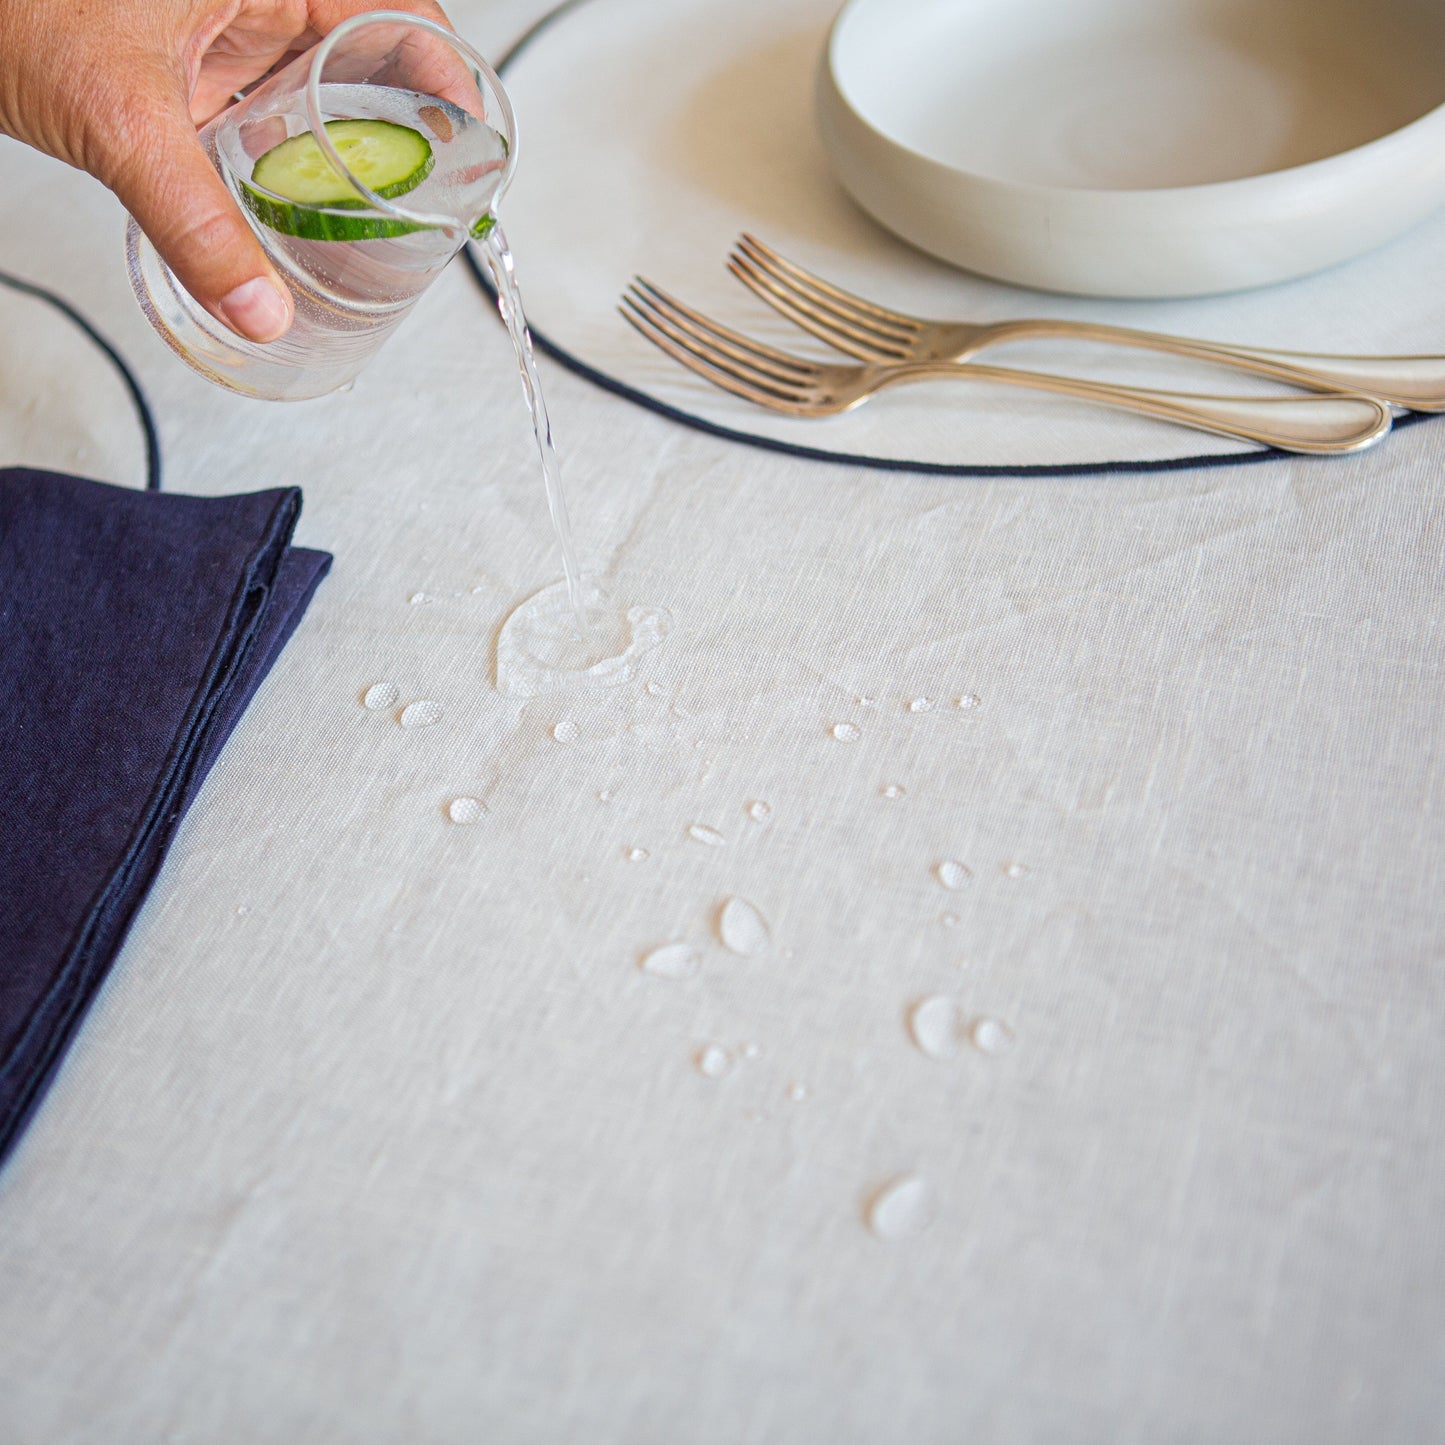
[0,467,330,1167]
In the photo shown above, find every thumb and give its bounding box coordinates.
[107,98,294,343]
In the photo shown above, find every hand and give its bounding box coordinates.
[0,0,455,341]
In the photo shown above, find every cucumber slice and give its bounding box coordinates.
[241,119,435,242]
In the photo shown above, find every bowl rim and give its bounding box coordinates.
[825,0,1445,205]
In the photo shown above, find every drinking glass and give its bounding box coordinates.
[126,10,516,400]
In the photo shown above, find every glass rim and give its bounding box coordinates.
[303,9,518,236]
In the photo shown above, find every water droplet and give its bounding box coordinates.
[789,1083,809,1102]
[495,582,672,698]
[645,681,664,696]
[746,800,772,822]
[552,718,581,743]
[831,722,861,743]
[880,783,906,800]
[624,846,649,863]
[907,696,935,713]
[718,897,770,956]
[410,591,438,606]
[597,788,614,802]
[235,904,250,918]
[399,700,443,729]
[639,943,700,980]
[866,1175,932,1240]
[908,996,963,1060]
[956,694,982,711]
[687,823,726,847]
[1004,862,1030,879]
[857,695,877,707]
[447,797,485,825]
[696,1045,733,1079]
[741,1042,760,1060]
[971,1017,1016,1056]
[940,913,959,928]
[362,681,400,711]
[936,859,972,890]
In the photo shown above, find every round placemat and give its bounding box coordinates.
[471,0,1442,475]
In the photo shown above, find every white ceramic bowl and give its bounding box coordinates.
[817,0,1445,297]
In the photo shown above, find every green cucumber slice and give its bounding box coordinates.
[241,119,435,241]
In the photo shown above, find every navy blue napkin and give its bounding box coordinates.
[0,467,331,1169]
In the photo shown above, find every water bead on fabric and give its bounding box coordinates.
[971,1017,1017,1056]
[362,681,399,710]
[866,1175,933,1240]
[495,581,672,698]
[696,1044,733,1079]
[640,943,701,980]
[399,699,443,728]
[908,996,964,1060]
[935,859,971,890]
[717,897,770,956]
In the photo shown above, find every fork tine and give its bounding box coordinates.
[619,294,813,409]
[737,234,921,342]
[727,251,910,363]
[624,287,810,396]
[619,302,807,410]
[629,278,818,381]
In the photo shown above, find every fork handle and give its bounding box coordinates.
[990,321,1445,412]
[891,362,1391,454]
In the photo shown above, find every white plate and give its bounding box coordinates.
[818,0,1445,296]
[488,0,1445,471]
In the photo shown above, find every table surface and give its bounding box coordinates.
[1,2,1443,1441]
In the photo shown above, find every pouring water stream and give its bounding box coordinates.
[474,224,590,638]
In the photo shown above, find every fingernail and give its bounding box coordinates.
[218,277,292,342]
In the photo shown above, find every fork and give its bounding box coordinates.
[620,279,1391,454]
[728,234,1445,413]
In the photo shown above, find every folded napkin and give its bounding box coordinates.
[0,467,331,1170]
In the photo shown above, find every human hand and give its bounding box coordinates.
[0,0,456,341]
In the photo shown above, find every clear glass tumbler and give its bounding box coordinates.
[126,10,516,400]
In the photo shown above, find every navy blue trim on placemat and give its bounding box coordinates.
[465,0,1435,478]
[0,269,163,492]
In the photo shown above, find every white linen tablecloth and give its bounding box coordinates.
[0,2,1441,1440]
